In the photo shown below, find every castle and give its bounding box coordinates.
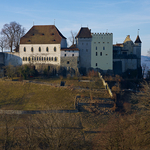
[0,25,142,76]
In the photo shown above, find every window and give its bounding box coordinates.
[103,42,105,44]
[47,57,48,61]
[96,47,97,50]
[67,61,69,64]
[39,47,41,52]
[54,47,56,52]
[100,52,102,56]
[107,42,109,44]
[44,57,46,61]
[34,57,36,61]
[28,57,30,61]
[24,47,26,52]
[103,47,105,50]
[96,52,97,56]
[46,47,49,52]
[72,54,74,57]
[64,54,66,57]
[25,57,27,61]
[31,47,34,52]
[96,63,97,66]
[98,42,100,44]
[86,49,88,52]
[106,54,108,56]
[42,57,43,61]
[123,52,127,55]
[39,57,41,61]
[49,57,51,61]
[94,42,96,44]
[23,57,24,61]
[32,57,34,61]
[52,57,53,61]
[37,57,38,61]
[55,57,57,61]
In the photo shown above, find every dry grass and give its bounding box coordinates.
[0,78,107,110]
[0,80,78,110]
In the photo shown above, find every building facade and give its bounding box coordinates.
[91,33,113,70]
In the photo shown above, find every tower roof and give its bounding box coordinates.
[123,35,132,43]
[135,35,142,43]
[20,25,66,44]
[75,27,92,38]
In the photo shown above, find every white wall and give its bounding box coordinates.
[91,33,113,70]
[19,44,61,65]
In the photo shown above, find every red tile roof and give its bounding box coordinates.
[20,25,66,44]
[75,27,92,38]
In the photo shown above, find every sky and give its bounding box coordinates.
[0,0,150,55]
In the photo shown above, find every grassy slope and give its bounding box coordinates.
[0,78,106,110]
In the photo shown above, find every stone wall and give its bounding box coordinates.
[61,56,79,70]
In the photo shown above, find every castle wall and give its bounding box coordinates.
[4,52,22,66]
[60,56,79,70]
[0,53,4,65]
[113,58,137,73]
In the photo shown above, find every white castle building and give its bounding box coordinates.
[0,25,142,76]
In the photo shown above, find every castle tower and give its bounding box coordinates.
[134,35,142,67]
[76,27,92,69]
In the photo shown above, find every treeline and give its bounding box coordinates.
[0,113,85,150]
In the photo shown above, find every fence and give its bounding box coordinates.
[98,73,113,98]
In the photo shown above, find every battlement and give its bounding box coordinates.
[92,33,113,36]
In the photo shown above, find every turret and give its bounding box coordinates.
[134,35,142,67]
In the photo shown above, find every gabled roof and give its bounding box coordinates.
[123,35,133,43]
[75,27,92,38]
[135,35,142,43]
[20,25,66,44]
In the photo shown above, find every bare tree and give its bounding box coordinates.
[69,31,77,46]
[1,21,25,52]
[142,63,148,78]
[0,36,6,52]
[147,49,150,57]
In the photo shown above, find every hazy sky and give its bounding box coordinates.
[0,0,150,55]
